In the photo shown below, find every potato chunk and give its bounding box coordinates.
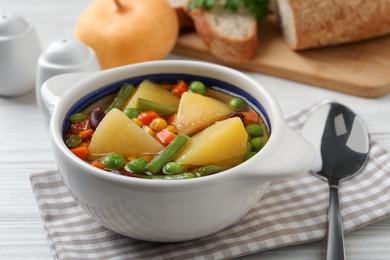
[175,117,248,167]
[175,92,233,135]
[88,108,163,159]
[124,80,179,109]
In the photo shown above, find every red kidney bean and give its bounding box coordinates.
[228,112,245,122]
[89,108,105,130]
[111,169,141,178]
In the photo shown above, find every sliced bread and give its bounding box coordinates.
[274,0,390,50]
[189,5,258,63]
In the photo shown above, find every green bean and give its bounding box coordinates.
[145,134,190,174]
[69,113,86,123]
[193,165,229,177]
[149,172,194,180]
[65,134,82,147]
[123,107,140,119]
[136,98,178,116]
[105,83,134,113]
[130,172,194,180]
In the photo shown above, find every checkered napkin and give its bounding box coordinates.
[30,105,390,260]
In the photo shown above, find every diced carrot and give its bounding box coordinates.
[167,113,176,125]
[171,80,188,97]
[71,146,89,160]
[90,161,103,169]
[70,118,90,134]
[242,111,260,124]
[138,111,159,125]
[78,129,94,139]
[156,128,177,146]
[78,140,90,147]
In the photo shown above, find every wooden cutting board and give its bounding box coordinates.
[173,16,390,98]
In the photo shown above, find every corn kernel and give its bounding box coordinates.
[127,156,137,162]
[149,118,168,132]
[140,153,154,162]
[166,124,178,133]
[132,118,143,127]
[143,125,156,136]
[79,141,90,147]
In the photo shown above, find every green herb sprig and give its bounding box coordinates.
[188,0,270,22]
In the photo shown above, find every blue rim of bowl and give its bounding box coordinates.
[62,73,271,138]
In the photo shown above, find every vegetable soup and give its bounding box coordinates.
[65,79,269,180]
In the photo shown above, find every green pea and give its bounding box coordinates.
[123,107,140,119]
[65,134,81,147]
[102,154,126,170]
[244,151,257,161]
[250,137,265,152]
[189,81,207,95]
[69,113,86,123]
[245,124,263,137]
[246,141,252,152]
[163,162,184,175]
[127,158,148,174]
[229,97,246,111]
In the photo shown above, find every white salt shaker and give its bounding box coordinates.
[0,11,41,96]
[36,37,100,119]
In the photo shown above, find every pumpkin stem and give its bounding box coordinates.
[114,0,126,12]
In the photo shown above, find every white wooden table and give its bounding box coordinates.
[1,1,389,259]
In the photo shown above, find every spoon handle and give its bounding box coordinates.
[326,186,346,260]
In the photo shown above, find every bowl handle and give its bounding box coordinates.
[243,122,316,182]
[40,72,96,115]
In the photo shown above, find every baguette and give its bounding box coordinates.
[189,6,258,63]
[274,0,390,50]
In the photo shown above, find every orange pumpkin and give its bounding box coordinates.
[75,0,179,69]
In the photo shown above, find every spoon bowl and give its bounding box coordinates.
[302,102,369,260]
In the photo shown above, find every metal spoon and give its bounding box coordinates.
[301,102,370,260]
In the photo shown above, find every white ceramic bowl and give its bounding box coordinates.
[41,60,315,242]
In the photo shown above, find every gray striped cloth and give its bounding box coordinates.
[30,106,390,260]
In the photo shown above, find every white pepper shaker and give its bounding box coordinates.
[36,37,100,119]
[0,11,41,97]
